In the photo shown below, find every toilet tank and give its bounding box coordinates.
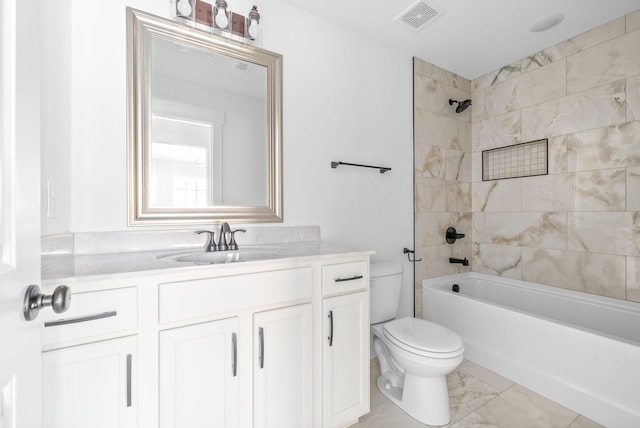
[370,263,403,324]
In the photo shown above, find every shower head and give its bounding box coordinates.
[449,98,472,113]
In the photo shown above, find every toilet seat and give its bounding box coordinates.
[383,317,464,359]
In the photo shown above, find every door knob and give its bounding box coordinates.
[23,284,71,321]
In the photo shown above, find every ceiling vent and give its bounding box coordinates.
[396,1,445,31]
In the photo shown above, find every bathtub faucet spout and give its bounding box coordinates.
[449,257,469,266]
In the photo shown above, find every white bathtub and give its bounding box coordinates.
[422,272,640,427]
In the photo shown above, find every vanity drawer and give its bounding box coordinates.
[42,286,138,349]
[159,267,313,324]
[322,261,369,296]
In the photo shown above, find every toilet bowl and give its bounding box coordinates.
[370,263,464,426]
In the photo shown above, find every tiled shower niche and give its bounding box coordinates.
[482,139,548,181]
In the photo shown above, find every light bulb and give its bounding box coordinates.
[215,8,228,28]
[176,0,192,17]
[248,19,259,39]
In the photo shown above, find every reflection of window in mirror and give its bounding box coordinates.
[150,115,211,207]
[172,175,207,207]
[150,101,224,207]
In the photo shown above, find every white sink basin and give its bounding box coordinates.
[159,246,288,264]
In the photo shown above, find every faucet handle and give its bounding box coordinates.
[227,229,246,251]
[195,230,216,252]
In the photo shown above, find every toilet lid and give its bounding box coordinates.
[383,317,464,358]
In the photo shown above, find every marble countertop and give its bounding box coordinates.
[42,241,374,283]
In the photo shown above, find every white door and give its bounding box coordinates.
[253,304,312,428]
[0,0,43,426]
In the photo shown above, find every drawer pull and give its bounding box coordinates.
[328,310,334,347]
[231,332,238,377]
[44,311,117,327]
[126,353,132,407]
[334,275,363,283]
[258,327,265,369]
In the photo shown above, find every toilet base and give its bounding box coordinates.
[376,372,451,426]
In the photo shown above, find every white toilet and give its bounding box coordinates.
[370,263,464,426]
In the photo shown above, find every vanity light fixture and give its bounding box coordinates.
[175,0,195,20]
[214,0,231,31]
[247,5,260,40]
[175,0,262,42]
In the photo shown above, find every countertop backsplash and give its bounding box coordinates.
[41,226,321,256]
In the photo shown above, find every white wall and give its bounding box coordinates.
[40,0,415,317]
[41,0,72,234]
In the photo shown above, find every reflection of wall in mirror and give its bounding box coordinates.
[153,75,267,206]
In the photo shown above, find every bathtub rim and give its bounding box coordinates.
[422,272,640,347]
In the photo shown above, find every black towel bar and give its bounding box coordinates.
[330,161,391,174]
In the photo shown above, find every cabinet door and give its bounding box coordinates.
[254,303,312,428]
[323,292,370,427]
[43,335,137,428]
[159,317,239,428]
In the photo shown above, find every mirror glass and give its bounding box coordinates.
[128,8,282,224]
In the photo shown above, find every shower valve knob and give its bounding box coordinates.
[446,227,465,244]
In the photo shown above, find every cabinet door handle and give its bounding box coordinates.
[328,310,334,347]
[126,353,132,408]
[231,332,238,377]
[258,327,264,369]
[334,275,363,283]
[44,310,117,327]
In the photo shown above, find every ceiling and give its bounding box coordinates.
[281,0,640,80]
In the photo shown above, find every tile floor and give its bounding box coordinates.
[352,359,604,428]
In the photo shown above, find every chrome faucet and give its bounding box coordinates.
[197,223,246,252]
[217,222,231,251]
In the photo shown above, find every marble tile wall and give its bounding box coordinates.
[470,10,640,303]
[414,58,472,317]
[415,10,640,312]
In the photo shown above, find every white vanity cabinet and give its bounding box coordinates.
[156,266,313,428]
[321,262,370,428]
[42,251,371,428]
[41,286,139,428]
